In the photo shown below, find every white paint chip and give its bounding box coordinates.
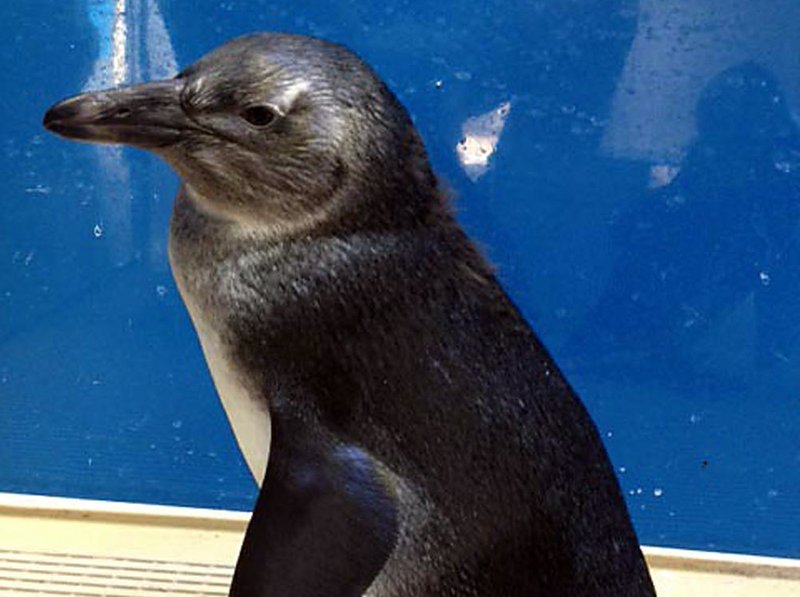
[456,101,511,181]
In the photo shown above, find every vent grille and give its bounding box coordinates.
[0,549,233,596]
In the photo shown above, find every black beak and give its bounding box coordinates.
[43,79,188,149]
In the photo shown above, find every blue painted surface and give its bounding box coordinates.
[1,0,798,558]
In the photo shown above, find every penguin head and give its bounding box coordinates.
[44,33,436,232]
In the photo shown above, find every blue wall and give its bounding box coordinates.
[2,0,799,558]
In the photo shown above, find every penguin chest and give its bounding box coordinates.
[188,309,271,487]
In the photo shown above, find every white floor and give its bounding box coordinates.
[0,493,798,596]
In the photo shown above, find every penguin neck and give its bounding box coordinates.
[175,174,451,246]
[176,183,335,242]
[168,183,460,315]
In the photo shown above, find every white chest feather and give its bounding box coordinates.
[190,312,271,487]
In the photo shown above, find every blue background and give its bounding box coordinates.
[2,0,799,558]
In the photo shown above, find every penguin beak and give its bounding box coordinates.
[43,80,189,149]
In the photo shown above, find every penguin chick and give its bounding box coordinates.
[44,33,656,597]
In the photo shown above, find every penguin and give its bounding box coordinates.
[44,33,656,597]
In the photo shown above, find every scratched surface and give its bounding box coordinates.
[1,0,799,558]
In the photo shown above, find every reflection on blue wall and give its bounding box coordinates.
[1,0,798,558]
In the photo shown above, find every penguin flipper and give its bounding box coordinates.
[230,436,398,597]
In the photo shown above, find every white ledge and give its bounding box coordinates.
[0,492,797,596]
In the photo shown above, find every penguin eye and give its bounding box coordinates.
[241,105,278,128]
